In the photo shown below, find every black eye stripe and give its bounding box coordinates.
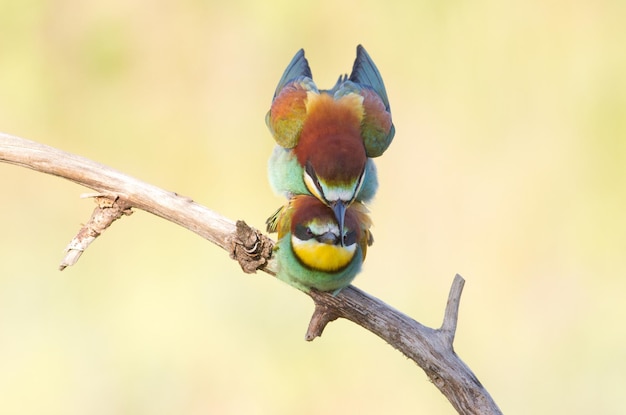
[351,167,366,203]
[294,224,315,240]
[343,230,357,246]
[305,161,325,198]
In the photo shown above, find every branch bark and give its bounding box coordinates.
[0,132,502,415]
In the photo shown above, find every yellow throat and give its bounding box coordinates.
[291,237,356,272]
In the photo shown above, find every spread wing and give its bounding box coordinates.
[266,49,319,149]
[266,46,394,156]
[348,45,395,158]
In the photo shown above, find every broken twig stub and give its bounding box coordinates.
[59,195,133,270]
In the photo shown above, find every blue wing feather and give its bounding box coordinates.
[349,45,391,111]
[272,49,313,99]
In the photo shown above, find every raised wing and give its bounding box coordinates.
[348,45,395,158]
[350,45,390,110]
[271,49,312,99]
[266,49,318,148]
[267,46,394,156]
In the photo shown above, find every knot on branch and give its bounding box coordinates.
[230,220,274,274]
[91,195,134,225]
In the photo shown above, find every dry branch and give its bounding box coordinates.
[0,132,502,415]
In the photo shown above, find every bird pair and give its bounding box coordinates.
[265,45,394,294]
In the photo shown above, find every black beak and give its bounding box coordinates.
[331,201,347,247]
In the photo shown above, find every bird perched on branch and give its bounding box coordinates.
[266,45,394,239]
[266,195,372,294]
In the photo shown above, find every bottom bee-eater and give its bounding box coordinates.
[266,195,373,295]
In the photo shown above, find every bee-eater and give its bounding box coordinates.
[266,45,394,240]
[267,195,373,294]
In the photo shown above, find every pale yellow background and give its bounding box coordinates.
[1,1,625,414]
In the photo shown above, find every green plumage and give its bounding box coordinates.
[273,235,363,293]
[266,195,372,295]
[268,146,379,203]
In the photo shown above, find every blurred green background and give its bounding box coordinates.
[1,0,625,414]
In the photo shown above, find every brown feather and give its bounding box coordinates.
[294,93,367,184]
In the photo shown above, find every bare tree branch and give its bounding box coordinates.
[0,132,502,415]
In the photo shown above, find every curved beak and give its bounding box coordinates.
[331,201,347,247]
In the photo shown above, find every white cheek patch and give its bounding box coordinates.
[305,164,366,204]
[307,221,340,237]
[292,237,357,253]
[320,168,366,204]
[323,186,355,203]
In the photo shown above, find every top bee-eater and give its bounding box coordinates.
[266,45,394,241]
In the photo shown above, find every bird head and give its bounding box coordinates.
[289,196,362,273]
[295,93,368,239]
